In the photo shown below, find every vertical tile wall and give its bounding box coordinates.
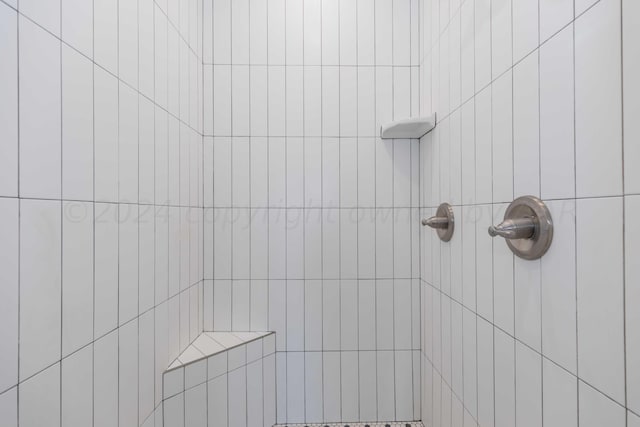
[0,0,204,426]
[202,0,422,423]
[419,0,640,426]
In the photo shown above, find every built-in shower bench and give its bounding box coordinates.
[162,331,276,427]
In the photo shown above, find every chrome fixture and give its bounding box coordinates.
[489,195,553,260]
[422,203,455,242]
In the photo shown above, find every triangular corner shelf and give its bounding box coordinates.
[380,113,437,139]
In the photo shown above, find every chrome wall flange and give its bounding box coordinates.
[488,195,553,260]
[422,203,455,242]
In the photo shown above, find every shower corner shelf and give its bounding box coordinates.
[380,113,437,139]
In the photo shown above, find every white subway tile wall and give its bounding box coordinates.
[202,0,422,423]
[0,0,204,426]
[420,1,639,427]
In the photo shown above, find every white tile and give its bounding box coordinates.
[358,280,376,350]
[119,205,139,324]
[579,382,626,427]
[339,279,358,350]
[375,0,393,65]
[514,255,541,351]
[540,25,575,200]
[0,387,17,427]
[94,0,118,72]
[513,51,540,197]
[395,350,414,420]
[358,68,376,136]
[185,384,207,427]
[0,5,18,198]
[577,197,625,403]
[340,67,358,137]
[119,320,138,427]
[475,0,491,90]
[118,84,138,203]
[630,412,640,427]
[0,199,18,392]
[164,393,185,427]
[321,280,339,351]
[93,203,118,337]
[213,138,232,206]
[286,67,304,136]
[268,137,286,207]
[118,0,138,88]
[624,0,640,194]
[460,1,475,101]
[304,280,322,351]
[460,100,475,205]
[376,67,393,132]
[249,0,267,64]
[340,0,357,65]
[19,17,61,199]
[304,0,321,65]
[208,375,228,426]
[575,0,623,198]
[576,0,599,16]
[477,318,494,427]
[322,0,340,65]
[213,65,232,135]
[19,200,61,380]
[377,351,395,420]
[94,330,118,427]
[628,196,640,413]
[540,0,573,42]
[512,0,539,63]
[232,66,250,136]
[323,353,341,422]
[341,351,359,421]
[492,0,512,78]
[359,351,377,420]
[61,46,93,201]
[19,364,60,427]
[357,0,375,65]
[543,359,577,427]
[491,71,513,204]
[284,0,301,64]
[304,67,322,136]
[231,280,250,330]
[164,367,185,398]
[212,0,230,63]
[20,0,60,36]
[494,329,515,427]
[232,138,250,207]
[462,308,477,418]
[62,201,93,356]
[263,209,283,279]
[515,343,542,427]
[475,89,492,204]
[138,312,154,422]
[61,346,93,427]
[322,67,340,136]
[138,98,155,205]
[250,67,268,135]
[94,67,119,202]
[393,0,411,66]
[268,280,286,351]
[286,353,304,422]
[541,200,577,373]
[246,361,263,427]
[304,352,323,422]
[231,0,249,63]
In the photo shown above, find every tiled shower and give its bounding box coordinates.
[0,0,638,427]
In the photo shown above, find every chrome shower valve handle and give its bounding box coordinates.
[489,196,553,260]
[422,203,455,242]
[488,217,537,240]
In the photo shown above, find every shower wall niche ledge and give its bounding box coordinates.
[380,113,437,139]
